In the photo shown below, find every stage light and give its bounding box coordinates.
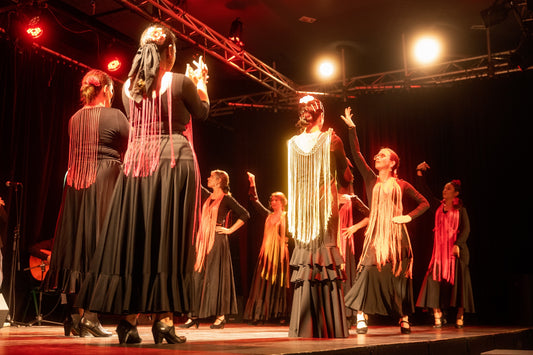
[229,17,244,48]
[26,16,43,39]
[315,56,338,80]
[413,36,441,65]
[106,57,122,72]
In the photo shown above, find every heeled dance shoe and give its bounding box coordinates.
[455,316,464,329]
[210,318,226,329]
[433,316,447,328]
[116,319,142,344]
[79,316,113,337]
[152,321,187,344]
[355,319,368,334]
[63,314,81,336]
[178,318,200,329]
[399,320,411,334]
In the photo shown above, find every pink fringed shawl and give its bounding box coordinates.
[430,205,460,284]
[66,107,101,189]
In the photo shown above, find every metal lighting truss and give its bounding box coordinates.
[114,0,297,98]
[209,51,528,116]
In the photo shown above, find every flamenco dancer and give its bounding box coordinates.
[341,107,429,334]
[415,161,474,328]
[75,24,209,345]
[287,95,353,338]
[243,172,292,325]
[44,69,129,337]
[180,170,249,329]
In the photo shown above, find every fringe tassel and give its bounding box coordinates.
[430,205,459,284]
[66,107,101,189]
[288,130,333,246]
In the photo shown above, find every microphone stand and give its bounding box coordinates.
[6,183,23,325]
[24,262,62,326]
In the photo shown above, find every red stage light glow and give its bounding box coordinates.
[26,17,43,39]
[107,58,121,72]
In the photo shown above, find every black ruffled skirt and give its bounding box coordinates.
[75,134,199,314]
[288,243,348,338]
[45,159,121,294]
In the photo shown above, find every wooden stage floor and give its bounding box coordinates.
[1,322,532,355]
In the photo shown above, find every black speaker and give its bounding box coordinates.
[0,293,8,328]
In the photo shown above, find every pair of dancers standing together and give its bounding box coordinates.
[284,97,473,337]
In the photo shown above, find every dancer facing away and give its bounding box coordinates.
[341,107,429,334]
[243,172,292,324]
[75,24,210,345]
[180,170,249,329]
[415,162,474,328]
[287,95,353,338]
[44,69,129,337]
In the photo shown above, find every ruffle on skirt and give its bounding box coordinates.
[289,244,346,283]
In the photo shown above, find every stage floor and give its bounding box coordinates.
[1,322,532,355]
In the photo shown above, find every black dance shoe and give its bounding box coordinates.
[152,321,187,344]
[400,320,411,334]
[116,319,142,344]
[79,316,113,337]
[210,318,226,329]
[178,318,200,329]
[64,314,81,336]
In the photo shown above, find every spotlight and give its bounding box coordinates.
[26,16,43,39]
[314,56,338,80]
[106,57,122,72]
[413,36,442,65]
[229,17,244,47]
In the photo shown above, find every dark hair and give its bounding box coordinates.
[212,170,230,194]
[127,24,177,102]
[80,69,112,105]
[296,95,324,131]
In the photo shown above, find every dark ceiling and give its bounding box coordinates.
[1,0,529,100]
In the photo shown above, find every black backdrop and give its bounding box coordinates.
[1,37,531,326]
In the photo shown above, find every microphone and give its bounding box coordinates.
[5,181,22,187]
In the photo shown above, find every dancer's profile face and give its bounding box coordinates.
[374,149,394,171]
[442,182,458,200]
[207,172,220,189]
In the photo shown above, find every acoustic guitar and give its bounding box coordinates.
[28,249,51,281]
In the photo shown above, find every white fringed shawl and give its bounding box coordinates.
[287,129,333,245]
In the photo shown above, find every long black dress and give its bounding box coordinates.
[243,185,292,323]
[415,174,475,314]
[45,107,129,294]
[338,195,369,320]
[190,187,250,319]
[75,73,209,315]
[287,129,352,338]
[344,127,429,318]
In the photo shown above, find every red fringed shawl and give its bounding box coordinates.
[66,107,101,190]
[430,205,460,284]
[338,199,354,262]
